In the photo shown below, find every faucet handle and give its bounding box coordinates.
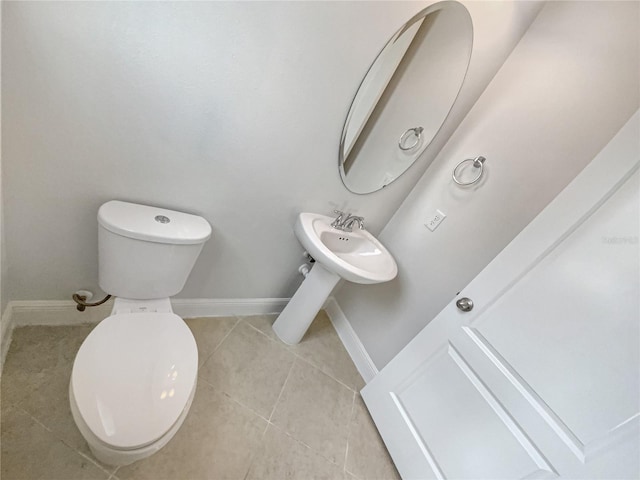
[331,210,345,228]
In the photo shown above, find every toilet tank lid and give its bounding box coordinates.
[98,200,212,245]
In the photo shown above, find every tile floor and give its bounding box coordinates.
[0,311,400,480]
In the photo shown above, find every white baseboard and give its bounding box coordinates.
[1,299,112,374]
[324,296,378,383]
[6,297,289,326]
[1,303,14,372]
[171,298,289,318]
[0,297,290,375]
[9,300,116,327]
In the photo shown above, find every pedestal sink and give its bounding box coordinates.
[272,212,397,345]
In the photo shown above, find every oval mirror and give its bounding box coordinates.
[339,1,473,194]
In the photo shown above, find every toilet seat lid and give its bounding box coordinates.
[71,312,198,450]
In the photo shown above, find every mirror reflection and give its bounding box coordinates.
[340,1,473,194]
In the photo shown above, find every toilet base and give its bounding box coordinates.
[110,297,173,315]
[69,376,197,467]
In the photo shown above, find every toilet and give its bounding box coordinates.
[69,200,211,466]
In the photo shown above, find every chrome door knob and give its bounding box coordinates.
[456,297,474,312]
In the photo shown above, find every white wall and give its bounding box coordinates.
[0,0,4,315]
[1,1,424,302]
[336,0,640,369]
[2,1,540,304]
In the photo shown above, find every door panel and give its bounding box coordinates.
[473,174,639,455]
[393,344,552,480]
[362,111,640,480]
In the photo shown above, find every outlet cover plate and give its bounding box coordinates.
[425,209,446,231]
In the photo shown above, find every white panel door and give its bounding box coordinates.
[362,112,640,480]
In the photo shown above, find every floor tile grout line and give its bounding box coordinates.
[260,359,354,470]
[242,409,273,480]
[15,405,54,433]
[196,375,272,424]
[15,405,115,477]
[241,318,323,369]
[267,421,346,470]
[0,397,17,414]
[294,354,360,394]
[242,420,349,480]
[238,316,365,469]
[288,429,346,469]
[2,329,117,477]
[189,371,272,480]
[344,442,350,476]
[240,316,364,395]
[267,354,297,423]
[343,390,358,474]
[198,340,281,480]
[197,316,242,367]
[72,447,116,477]
[168,316,294,433]
[24,403,116,476]
[241,317,284,344]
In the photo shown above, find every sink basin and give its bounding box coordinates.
[294,212,397,284]
[273,212,398,345]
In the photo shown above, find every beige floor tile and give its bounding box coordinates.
[244,311,365,392]
[6,325,91,369]
[117,381,267,480]
[2,321,393,480]
[271,359,354,465]
[241,314,279,341]
[290,311,365,392]
[246,424,344,480]
[1,363,50,408]
[18,367,116,472]
[1,325,94,406]
[1,405,109,480]
[199,321,295,418]
[184,316,238,365]
[346,395,400,480]
[19,367,88,450]
[1,325,117,472]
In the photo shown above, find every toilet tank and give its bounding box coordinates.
[98,201,212,299]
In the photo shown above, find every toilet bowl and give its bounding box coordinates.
[70,306,198,466]
[69,201,211,466]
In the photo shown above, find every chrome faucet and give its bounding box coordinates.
[330,210,346,229]
[341,214,365,231]
[331,210,365,232]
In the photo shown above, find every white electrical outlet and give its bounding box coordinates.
[425,209,446,231]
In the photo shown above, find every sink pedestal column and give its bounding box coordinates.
[273,263,340,345]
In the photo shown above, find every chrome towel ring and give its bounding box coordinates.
[452,156,486,186]
[398,127,424,151]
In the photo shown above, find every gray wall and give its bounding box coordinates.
[0,1,4,314]
[336,0,640,369]
[2,1,423,302]
[2,1,539,304]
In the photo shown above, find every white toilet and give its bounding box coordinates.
[69,200,211,466]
